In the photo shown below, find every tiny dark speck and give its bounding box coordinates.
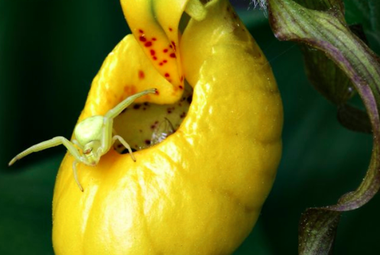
[145,140,151,145]
[133,104,141,110]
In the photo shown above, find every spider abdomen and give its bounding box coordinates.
[74,116,104,146]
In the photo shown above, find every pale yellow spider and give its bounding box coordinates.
[9,88,157,192]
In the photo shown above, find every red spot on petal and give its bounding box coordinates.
[163,60,167,63]
[152,37,157,41]
[138,70,145,79]
[171,41,176,51]
[170,53,176,58]
[150,49,155,55]
[153,56,157,60]
[123,85,137,95]
[169,45,173,49]
[169,27,173,31]
[159,62,163,66]
[165,73,170,77]
[139,29,144,33]
[139,36,146,42]
[155,89,160,95]
[180,76,184,82]
[179,85,184,90]
[145,41,152,47]
[163,49,168,53]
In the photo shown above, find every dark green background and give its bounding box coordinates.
[0,0,378,254]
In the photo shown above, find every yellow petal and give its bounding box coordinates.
[120,0,191,96]
[80,34,182,120]
[53,0,283,254]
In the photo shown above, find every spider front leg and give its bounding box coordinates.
[9,136,84,166]
[99,115,136,161]
[100,88,157,160]
[9,136,87,192]
[105,88,157,119]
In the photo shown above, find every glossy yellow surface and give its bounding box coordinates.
[52,0,283,254]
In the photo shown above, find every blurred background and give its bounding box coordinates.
[0,0,378,254]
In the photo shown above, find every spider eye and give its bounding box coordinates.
[84,148,92,154]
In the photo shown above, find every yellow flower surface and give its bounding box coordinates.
[52,0,283,254]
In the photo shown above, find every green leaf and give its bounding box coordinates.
[300,44,356,105]
[267,0,380,254]
[299,24,372,132]
[298,209,340,254]
[294,0,344,13]
[337,104,372,133]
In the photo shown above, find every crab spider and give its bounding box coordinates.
[9,88,157,192]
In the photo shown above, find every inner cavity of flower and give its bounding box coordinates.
[113,83,193,153]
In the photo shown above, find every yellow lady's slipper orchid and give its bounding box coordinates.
[52,0,283,254]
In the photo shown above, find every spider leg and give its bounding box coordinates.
[113,135,136,162]
[72,139,83,150]
[9,136,83,166]
[105,89,156,119]
[72,160,84,192]
[96,89,155,158]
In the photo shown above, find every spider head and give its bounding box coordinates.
[83,140,102,166]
